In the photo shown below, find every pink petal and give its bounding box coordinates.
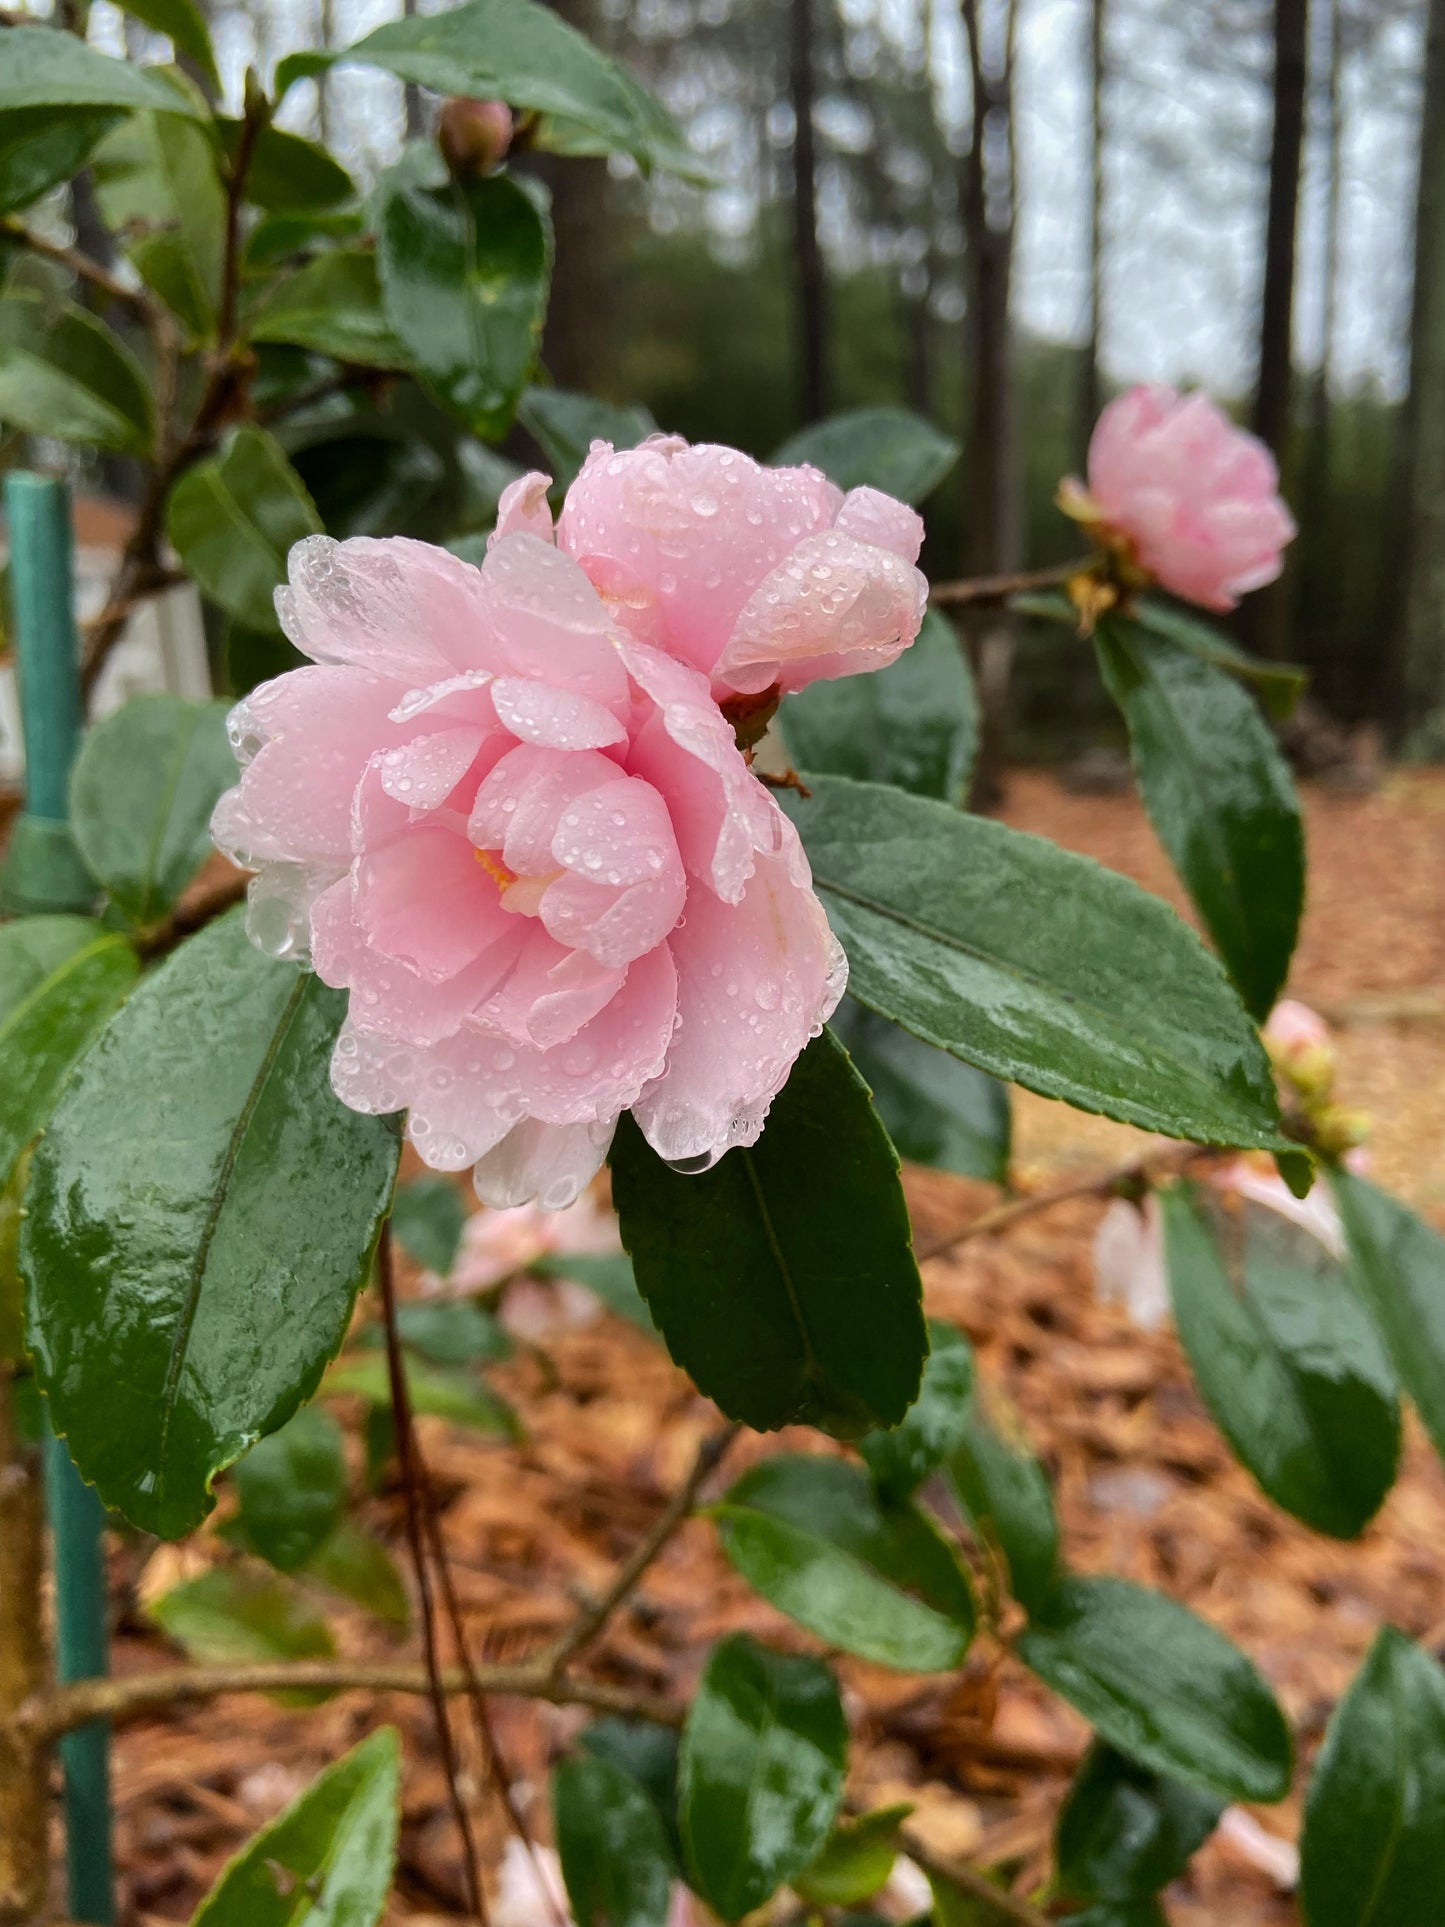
[716,526,927,697]
[212,667,402,868]
[491,470,555,544]
[279,535,493,681]
[833,486,925,563]
[355,825,513,980]
[471,1117,615,1210]
[378,726,489,809]
[631,848,847,1168]
[476,534,630,709]
[492,677,628,750]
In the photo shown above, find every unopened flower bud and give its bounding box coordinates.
[1262,999,1336,1100]
[1313,1104,1371,1160]
[437,97,513,180]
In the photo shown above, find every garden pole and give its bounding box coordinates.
[2,472,116,1926]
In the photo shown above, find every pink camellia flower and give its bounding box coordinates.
[1067,385,1296,612]
[211,529,847,1209]
[496,435,928,700]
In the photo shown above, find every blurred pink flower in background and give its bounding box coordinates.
[1068,385,1296,612]
[496,435,928,699]
[1261,998,1336,1097]
[1093,1194,1170,1330]
[437,1193,619,1295]
[212,525,846,1209]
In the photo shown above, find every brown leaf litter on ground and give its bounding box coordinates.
[58,773,1445,1925]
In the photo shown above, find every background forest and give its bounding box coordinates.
[13,0,1442,759]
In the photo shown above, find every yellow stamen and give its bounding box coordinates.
[474,846,517,890]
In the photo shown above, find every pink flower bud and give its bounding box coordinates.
[1262,999,1335,1098]
[1070,385,1296,612]
[437,96,513,179]
[211,524,847,1208]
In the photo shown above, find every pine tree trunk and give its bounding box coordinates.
[789,0,829,422]
[1077,0,1106,468]
[961,0,1019,808]
[1394,0,1445,734]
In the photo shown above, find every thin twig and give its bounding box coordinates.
[0,221,156,321]
[929,561,1077,607]
[545,1423,740,1678]
[916,1142,1205,1264]
[379,1225,489,1926]
[893,1825,1053,1927]
[14,1661,682,1747]
[134,868,249,962]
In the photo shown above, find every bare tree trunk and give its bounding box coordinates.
[403,0,424,139]
[0,1366,48,1925]
[1300,0,1343,697]
[1393,0,1445,734]
[1255,0,1309,460]
[1246,0,1309,660]
[960,0,1019,808]
[1077,0,1106,467]
[789,0,829,422]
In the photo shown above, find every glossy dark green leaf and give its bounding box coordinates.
[947,1389,1059,1614]
[286,0,694,173]
[680,1632,847,1921]
[0,916,137,1192]
[192,1728,400,1926]
[1056,1742,1223,1904]
[394,1300,510,1365]
[517,387,656,490]
[1095,616,1303,1020]
[554,1754,675,1927]
[247,250,410,369]
[0,291,154,453]
[21,916,399,1537]
[1300,1627,1445,1927]
[117,0,219,92]
[243,206,367,272]
[92,109,225,337]
[218,118,354,210]
[794,1805,911,1907]
[1018,1575,1292,1801]
[234,1404,347,1573]
[782,777,1286,1153]
[579,1718,681,1859]
[293,433,445,541]
[327,1352,519,1436]
[1058,1905,1168,1927]
[69,695,236,926]
[782,610,977,804]
[1131,598,1306,723]
[304,1520,410,1626]
[532,1249,657,1332]
[861,1319,974,1499]
[714,1455,975,1672]
[166,426,322,634]
[376,163,550,440]
[1162,1184,1399,1538]
[389,1174,468,1277]
[772,406,961,504]
[149,1564,335,1694]
[0,26,203,117]
[1332,1168,1445,1470]
[829,997,1010,1184]
[0,106,120,216]
[610,1029,926,1437]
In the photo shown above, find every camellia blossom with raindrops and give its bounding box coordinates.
[1061,384,1297,613]
[209,439,933,1208]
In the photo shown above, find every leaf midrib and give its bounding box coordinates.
[155,969,311,1495]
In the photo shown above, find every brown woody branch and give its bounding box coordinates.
[544,1422,740,1678]
[13,1660,682,1748]
[0,221,158,321]
[928,561,1077,607]
[916,1141,1207,1264]
[134,867,249,962]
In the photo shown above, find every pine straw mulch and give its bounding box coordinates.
[85,770,1445,1926]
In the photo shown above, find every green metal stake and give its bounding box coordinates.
[2,471,116,1925]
